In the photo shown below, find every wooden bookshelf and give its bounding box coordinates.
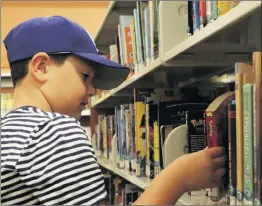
[90,1,261,108]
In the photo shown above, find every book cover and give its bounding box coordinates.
[205,91,235,202]
[186,110,206,153]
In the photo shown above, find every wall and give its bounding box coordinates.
[1,1,109,72]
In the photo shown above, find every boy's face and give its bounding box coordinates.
[29,53,96,119]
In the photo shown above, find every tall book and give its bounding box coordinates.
[134,89,147,177]
[199,0,207,28]
[235,62,253,205]
[205,91,235,202]
[228,102,237,205]
[145,103,158,180]
[243,81,255,205]
[193,0,200,32]
[253,52,262,205]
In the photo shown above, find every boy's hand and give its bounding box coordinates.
[171,147,226,193]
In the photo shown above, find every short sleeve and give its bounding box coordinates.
[16,117,107,205]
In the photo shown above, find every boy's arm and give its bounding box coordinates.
[133,147,226,205]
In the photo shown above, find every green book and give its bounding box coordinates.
[243,83,254,205]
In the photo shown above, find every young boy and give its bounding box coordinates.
[1,16,226,205]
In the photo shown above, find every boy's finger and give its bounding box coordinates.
[212,155,227,169]
[207,147,226,158]
[212,168,226,181]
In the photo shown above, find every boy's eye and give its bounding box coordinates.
[81,73,89,81]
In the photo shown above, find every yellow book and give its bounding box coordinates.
[253,52,262,206]
[235,62,253,205]
[135,101,146,177]
[153,121,160,177]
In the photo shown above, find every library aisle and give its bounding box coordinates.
[1,1,261,206]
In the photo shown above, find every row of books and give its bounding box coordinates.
[108,0,240,75]
[1,93,14,118]
[102,171,143,205]
[93,52,261,205]
[94,0,242,100]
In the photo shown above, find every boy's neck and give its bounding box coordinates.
[12,84,52,113]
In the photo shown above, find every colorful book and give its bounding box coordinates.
[235,62,253,205]
[228,103,237,205]
[253,52,262,205]
[243,83,254,205]
[205,91,235,202]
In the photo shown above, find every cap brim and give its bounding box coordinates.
[74,52,130,90]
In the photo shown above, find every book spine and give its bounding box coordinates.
[206,112,215,148]
[193,0,200,32]
[206,0,212,24]
[145,104,150,179]
[129,104,136,172]
[199,0,207,28]
[228,103,237,205]
[187,1,194,35]
[152,0,159,59]
[133,9,142,68]
[153,121,160,177]
[254,52,262,205]
[211,0,218,21]
[243,84,254,205]
[236,72,244,205]
[217,1,232,17]
[144,7,151,66]
[130,19,137,73]
[125,110,132,172]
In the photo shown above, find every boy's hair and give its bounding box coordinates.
[10,53,71,87]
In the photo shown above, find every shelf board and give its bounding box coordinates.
[91,58,162,107]
[81,109,91,116]
[91,1,260,108]
[97,157,151,190]
[163,1,261,65]
[1,72,11,78]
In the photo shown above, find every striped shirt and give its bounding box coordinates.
[1,106,107,205]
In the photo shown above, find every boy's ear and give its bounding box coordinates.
[28,52,50,83]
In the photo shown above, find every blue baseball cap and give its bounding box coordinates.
[3,15,130,90]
